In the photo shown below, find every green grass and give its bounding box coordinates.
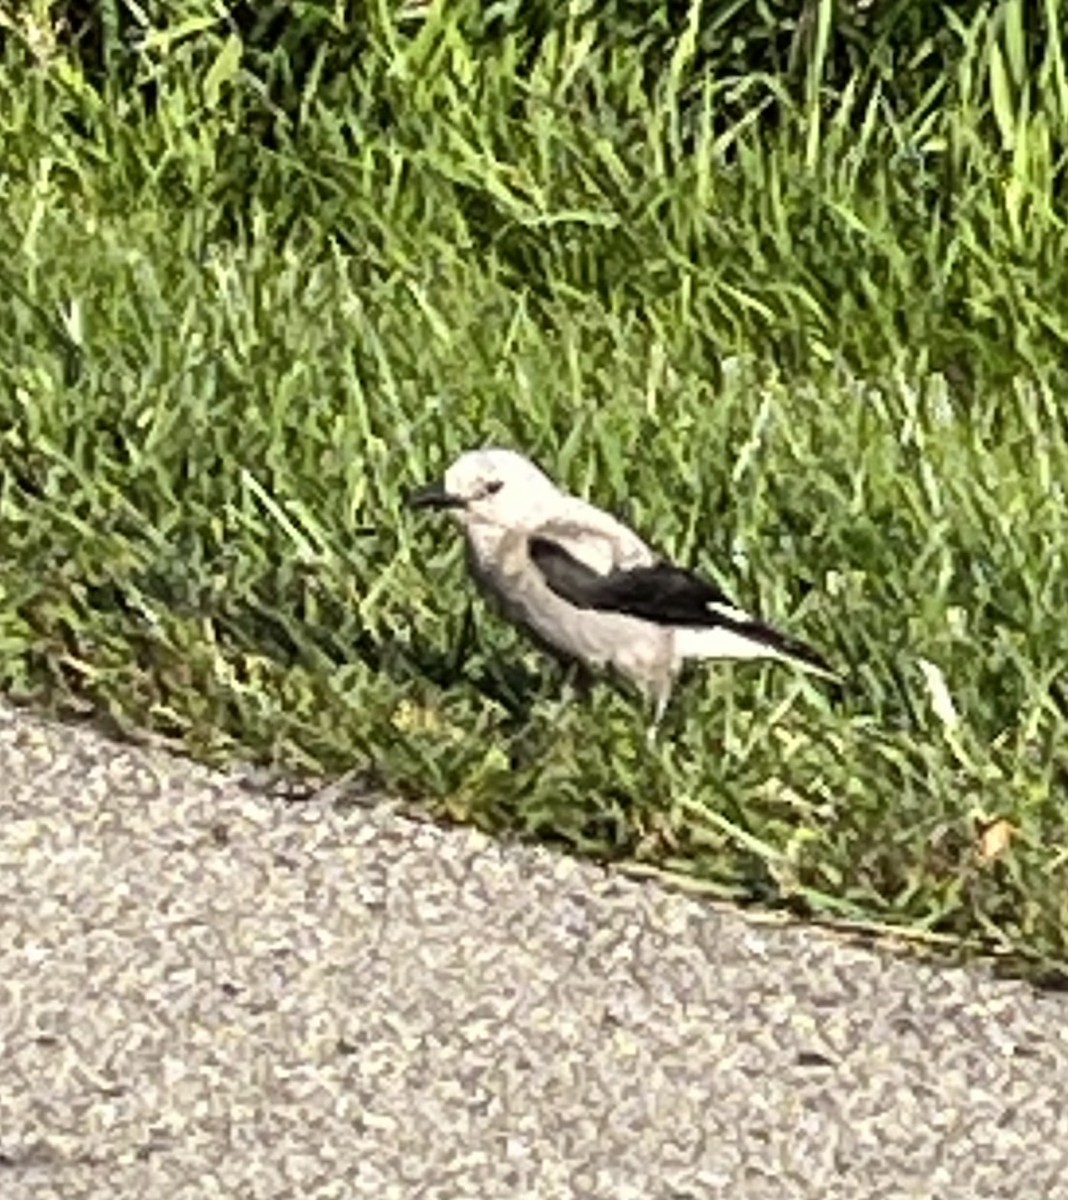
[2,2,1068,980]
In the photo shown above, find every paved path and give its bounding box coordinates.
[1,704,1066,1199]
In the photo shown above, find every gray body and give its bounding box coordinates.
[409,448,836,724]
[465,524,677,708]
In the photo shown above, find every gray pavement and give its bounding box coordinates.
[0,702,1066,1199]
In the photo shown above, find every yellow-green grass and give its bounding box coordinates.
[2,2,1067,980]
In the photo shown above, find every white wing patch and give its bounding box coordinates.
[706,600,755,624]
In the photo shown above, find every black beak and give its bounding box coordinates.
[407,479,467,511]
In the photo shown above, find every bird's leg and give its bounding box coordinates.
[646,702,666,747]
[530,658,593,729]
[645,679,674,746]
[560,661,595,706]
[448,601,477,679]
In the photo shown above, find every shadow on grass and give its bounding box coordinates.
[14,559,1068,992]
[111,558,558,723]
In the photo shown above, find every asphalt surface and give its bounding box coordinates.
[1,703,1067,1199]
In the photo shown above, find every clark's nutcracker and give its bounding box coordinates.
[409,448,837,725]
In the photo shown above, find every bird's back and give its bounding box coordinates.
[530,495,656,574]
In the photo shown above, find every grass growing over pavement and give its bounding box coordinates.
[2,2,1068,978]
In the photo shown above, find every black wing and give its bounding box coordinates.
[528,534,837,676]
[528,535,736,625]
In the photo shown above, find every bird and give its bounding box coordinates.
[408,447,837,730]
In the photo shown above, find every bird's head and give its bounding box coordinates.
[408,448,559,532]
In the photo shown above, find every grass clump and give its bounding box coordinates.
[1,0,1068,979]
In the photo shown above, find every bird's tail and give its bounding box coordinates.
[673,617,839,681]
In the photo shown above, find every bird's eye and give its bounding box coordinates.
[483,480,504,496]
